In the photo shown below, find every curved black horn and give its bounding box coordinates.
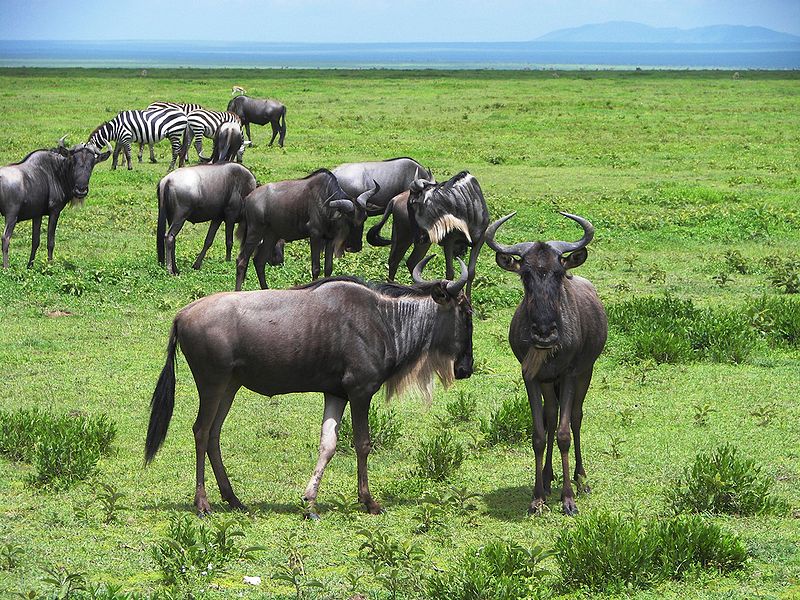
[485,212,534,257]
[411,255,436,284]
[329,199,354,213]
[355,180,380,208]
[446,257,469,296]
[547,212,595,255]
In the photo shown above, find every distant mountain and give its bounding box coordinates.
[537,21,800,44]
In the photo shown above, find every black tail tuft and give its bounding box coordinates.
[145,321,179,464]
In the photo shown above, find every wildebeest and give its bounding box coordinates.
[371,171,488,296]
[1,137,110,269]
[145,256,473,517]
[209,122,248,164]
[156,162,260,275]
[235,169,378,291]
[332,157,433,217]
[486,211,607,516]
[226,95,287,147]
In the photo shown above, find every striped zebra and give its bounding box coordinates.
[88,109,188,171]
[137,102,204,163]
[179,109,244,167]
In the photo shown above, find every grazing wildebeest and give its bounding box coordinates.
[1,138,110,269]
[209,122,248,164]
[136,101,204,164]
[156,162,262,275]
[370,171,488,296]
[486,211,607,516]
[234,169,378,291]
[226,95,287,147]
[145,256,473,517]
[88,108,187,171]
[332,157,433,217]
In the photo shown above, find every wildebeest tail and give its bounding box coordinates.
[366,198,394,247]
[156,181,167,264]
[145,320,179,464]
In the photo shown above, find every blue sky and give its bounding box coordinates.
[1,0,798,42]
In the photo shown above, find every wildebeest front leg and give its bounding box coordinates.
[525,377,548,515]
[303,394,347,519]
[541,382,559,496]
[2,214,18,269]
[557,377,579,515]
[192,220,222,270]
[27,216,42,268]
[351,400,383,514]
[323,239,334,277]
[46,212,60,262]
[310,237,322,280]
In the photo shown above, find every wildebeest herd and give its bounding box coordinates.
[0,88,607,519]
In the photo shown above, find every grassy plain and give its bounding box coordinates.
[0,68,798,598]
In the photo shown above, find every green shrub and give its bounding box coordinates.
[555,512,656,592]
[337,403,401,452]
[416,430,465,481]
[151,513,263,585]
[426,540,551,600]
[607,294,756,364]
[748,295,800,347]
[668,444,786,516]
[0,408,116,489]
[480,394,530,446]
[653,514,748,579]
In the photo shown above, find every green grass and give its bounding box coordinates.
[0,68,798,599]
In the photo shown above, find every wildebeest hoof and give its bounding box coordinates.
[562,499,579,516]
[527,498,547,516]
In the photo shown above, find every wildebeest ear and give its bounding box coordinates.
[430,282,450,305]
[496,253,521,272]
[561,248,588,270]
[94,150,111,164]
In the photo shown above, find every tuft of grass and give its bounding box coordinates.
[338,403,401,453]
[480,393,531,446]
[0,408,116,489]
[426,540,552,599]
[416,430,465,481]
[668,444,786,516]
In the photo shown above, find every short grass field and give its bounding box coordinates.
[0,68,799,599]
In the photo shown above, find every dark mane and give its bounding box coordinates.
[292,275,439,298]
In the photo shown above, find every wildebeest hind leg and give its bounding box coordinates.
[206,381,246,510]
[303,394,347,519]
[192,220,222,270]
[351,400,383,515]
[2,214,18,269]
[27,216,42,268]
[192,376,233,515]
[541,382,558,496]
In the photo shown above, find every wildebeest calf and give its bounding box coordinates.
[145,257,473,517]
[487,211,607,516]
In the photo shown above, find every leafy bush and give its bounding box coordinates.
[555,511,748,592]
[653,514,748,579]
[748,295,800,347]
[668,444,786,516]
[151,513,263,585]
[0,408,116,489]
[555,512,656,592]
[416,430,465,481]
[426,540,551,600]
[338,403,401,452]
[607,294,756,364]
[480,394,530,446]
